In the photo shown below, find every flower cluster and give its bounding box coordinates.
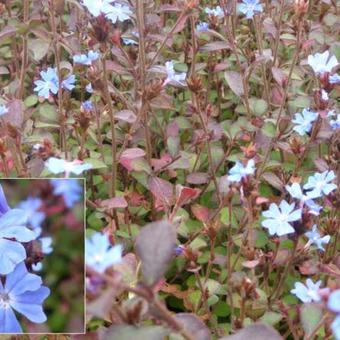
[292,108,318,136]
[164,61,187,87]
[73,50,100,65]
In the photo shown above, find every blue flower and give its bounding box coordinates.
[40,236,53,255]
[17,197,46,237]
[45,157,92,176]
[0,185,37,275]
[50,179,83,208]
[285,182,322,215]
[82,0,113,16]
[86,83,93,93]
[308,51,338,75]
[196,22,209,32]
[305,225,330,252]
[328,290,340,314]
[0,262,50,333]
[329,73,340,84]
[331,316,340,340]
[122,37,138,45]
[0,104,9,116]
[292,108,318,136]
[204,6,224,18]
[164,61,187,87]
[261,200,301,236]
[329,113,340,130]
[61,74,76,91]
[33,67,59,98]
[239,0,263,19]
[81,100,93,111]
[86,232,123,273]
[105,4,132,24]
[228,159,255,182]
[73,50,100,65]
[290,279,322,303]
[34,68,76,98]
[303,170,337,199]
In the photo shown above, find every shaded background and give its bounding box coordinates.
[1,179,85,333]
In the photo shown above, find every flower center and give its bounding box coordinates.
[0,293,10,308]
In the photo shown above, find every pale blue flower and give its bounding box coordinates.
[164,61,187,86]
[61,74,76,91]
[122,37,138,45]
[86,83,93,93]
[81,100,93,111]
[40,236,53,255]
[321,89,329,101]
[239,0,263,19]
[292,108,318,136]
[303,170,337,199]
[228,159,255,182]
[73,50,100,65]
[33,67,59,98]
[262,200,301,236]
[204,6,224,18]
[329,74,340,84]
[196,22,209,32]
[308,51,338,75]
[105,4,132,24]
[0,262,50,333]
[45,157,92,176]
[50,179,83,208]
[0,104,9,116]
[305,225,330,251]
[329,114,340,130]
[86,232,123,273]
[32,262,43,271]
[17,197,46,237]
[82,0,113,17]
[291,279,322,303]
[331,316,340,340]
[34,68,75,98]
[285,183,322,215]
[328,290,340,314]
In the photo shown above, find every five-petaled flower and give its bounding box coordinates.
[45,157,92,177]
[164,61,187,87]
[204,6,224,18]
[261,200,301,236]
[228,159,255,182]
[86,232,123,273]
[305,225,330,252]
[292,108,318,136]
[239,0,263,19]
[303,170,337,199]
[0,262,50,333]
[307,51,338,75]
[290,279,322,303]
[34,68,75,99]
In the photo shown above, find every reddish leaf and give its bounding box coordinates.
[186,172,209,185]
[148,177,174,211]
[175,185,201,207]
[191,204,210,223]
[119,148,146,171]
[115,110,137,124]
[100,197,128,209]
[151,153,172,172]
[224,71,244,96]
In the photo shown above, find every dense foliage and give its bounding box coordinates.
[0,0,339,338]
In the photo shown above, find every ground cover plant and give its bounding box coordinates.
[0,0,339,338]
[0,179,84,333]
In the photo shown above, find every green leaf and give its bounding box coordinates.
[250,98,268,116]
[300,304,323,337]
[262,121,276,138]
[260,311,282,326]
[24,95,38,108]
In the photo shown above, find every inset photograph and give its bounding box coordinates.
[0,179,85,334]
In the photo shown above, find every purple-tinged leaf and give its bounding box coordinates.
[186,172,209,185]
[135,220,176,286]
[148,177,174,210]
[174,313,211,340]
[99,197,128,209]
[115,110,137,124]
[224,71,244,96]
